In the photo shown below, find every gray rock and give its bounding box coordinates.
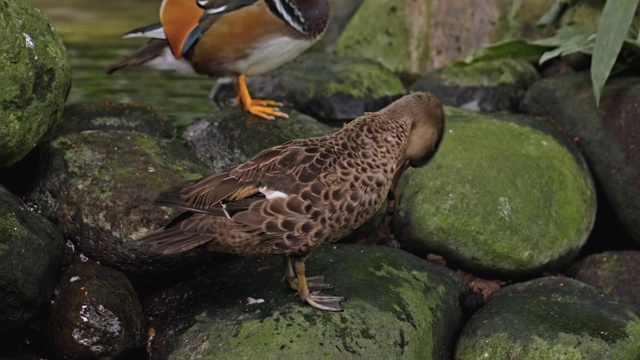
[0,185,63,339]
[522,73,640,245]
[213,53,405,123]
[394,108,596,277]
[46,263,145,359]
[335,0,555,76]
[29,131,216,274]
[455,277,640,359]
[568,251,640,316]
[410,59,539,111]
[0,0,71,167]
[44,101,176,142]
[183,107,332,172]
[145,244,467,359]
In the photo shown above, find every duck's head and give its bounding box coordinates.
[397,92,445,168]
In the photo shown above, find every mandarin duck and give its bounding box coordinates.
[137,92,445,311]
[107,0,329,120]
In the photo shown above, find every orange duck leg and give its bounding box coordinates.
[236,74,287,120]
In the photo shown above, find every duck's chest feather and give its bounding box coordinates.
[190,1,325,76]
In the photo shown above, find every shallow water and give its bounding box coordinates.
[31,0,217,128]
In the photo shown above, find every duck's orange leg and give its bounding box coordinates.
[235,74,288,120]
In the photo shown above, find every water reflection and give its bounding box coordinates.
[30,0,216,128]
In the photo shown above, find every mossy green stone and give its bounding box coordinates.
[455,277,640,360]
[149,244,466,359]
[335,0,427,75]
[31,131,212,274]
[0,185,63,333]
[394,108,596,276]
[0,0,71,167]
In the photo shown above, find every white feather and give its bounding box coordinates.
[259,185,289,200]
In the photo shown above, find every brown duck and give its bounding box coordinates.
[138,92,445,311]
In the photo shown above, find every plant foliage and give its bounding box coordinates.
[463,0,640,107]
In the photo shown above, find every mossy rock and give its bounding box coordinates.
[146,244,467,359]
[394,108,596,277]
[568,251,640,316]
[455,277,640,359]
[410,59,539,111]
[45,101,176,142]
[46,263,145,359]
[0,0,71,167]
[213,53,405,123]
[183,107,332,172]
[29,131,217,275]
[0,185,63,342]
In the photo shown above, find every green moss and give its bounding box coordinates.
[335,0,421,74]
[456,278,640,359]
[396,108,596,275]
[443,59,539,87]
[0,0,71,166]
[159,245,465,359]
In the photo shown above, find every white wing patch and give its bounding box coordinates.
[259,185,289,200]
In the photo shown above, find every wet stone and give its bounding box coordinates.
[46,263,145,359]
[0,185,64,345]
[394,108,596,277]
[0,0,71,167]
[29,130,216,275]
[145,244,467,359]
[455,277,640,359]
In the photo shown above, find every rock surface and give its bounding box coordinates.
[522,73,640,245]
[394,108,596,276]
[213,53,405,123]
[455,277,640,359]
[410,59,539,111]
[568,251,640,316]
[0,0,71,167]
[29,131,215,274]
[46,263,145,359]
[183,107,332,172]
[145,244,467,359]
[0,185,63,342]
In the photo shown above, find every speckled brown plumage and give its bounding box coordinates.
[138,92,445,310]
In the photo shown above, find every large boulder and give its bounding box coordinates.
[183,107,332,172]
[0,185,64,344]
[568,251,640,316]
[522,73,640,245]
[455,277,640,359]
[145,244,468,359]
[335,0,555,75]
[394,108,596,277]
[213,53,406,123]
[0,0,71,167]
[46,263,146,359]
[29,131,213,274]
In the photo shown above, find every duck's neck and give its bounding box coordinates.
[264,0,329,38]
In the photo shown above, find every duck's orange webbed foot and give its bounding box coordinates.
[236,74,288,120]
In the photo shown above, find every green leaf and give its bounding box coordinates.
[463,39,550,65]
[591,0,639,107]
[538,33,596,64]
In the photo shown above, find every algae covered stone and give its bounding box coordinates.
[394,108,596,276]
[29,131,214,274]
[213,53,406,122]
[410,59,539,111]
[0,0,71,167]
[183,107,332,172]
[146,244,467,359]
[0,185,64,338]
[455,277,640,360]
[46,263,145,359]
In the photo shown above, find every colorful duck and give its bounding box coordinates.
[137,92,445,311]
[108,0,330,120]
